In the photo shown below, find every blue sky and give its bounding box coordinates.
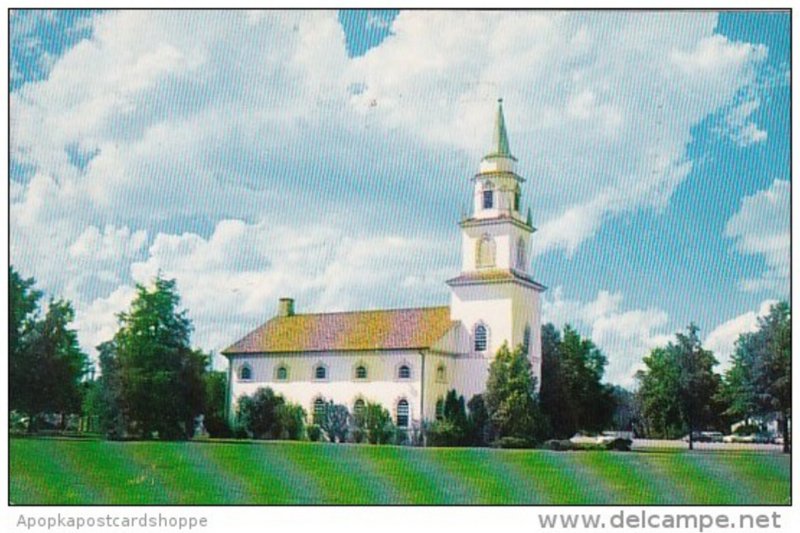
[9,10,790,384]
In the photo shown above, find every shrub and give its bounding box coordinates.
[604,438,632,451]
[494,436,533,449]
[426,419,466,447]
[319,402,351,443]
[277,403,306,440]
[307,424,322,442]
[236,387,285,439]
[543,439,574,451]
[363,403,394,444]
[393,426,409,445]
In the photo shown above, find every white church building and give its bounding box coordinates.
[222,100,546,428]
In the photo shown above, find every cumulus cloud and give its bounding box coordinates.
[704,299,778,371]
[8,11,772,364]
[543,288,672,386]
[725,179,790,294]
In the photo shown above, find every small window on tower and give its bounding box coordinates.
[514,187,521,211]
[483,189,494,209]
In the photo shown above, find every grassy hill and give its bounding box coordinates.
[10,437,790,505]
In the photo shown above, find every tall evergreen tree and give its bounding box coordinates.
[9,267,42,416]
[484,342,548,445]
[539,323,615,438]
[113,276,206,439]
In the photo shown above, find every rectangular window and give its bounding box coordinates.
[483,190,493,209]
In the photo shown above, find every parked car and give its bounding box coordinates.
[723,433,773,444]
[682,431,724,443]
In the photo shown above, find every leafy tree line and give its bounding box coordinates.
[10,267,90,432]
[10,265,789,450]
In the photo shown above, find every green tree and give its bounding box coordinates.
[276,403,306,440]
[722,302,791,453]
[113,276,206,439]
[466,394,490,446]
[203,370,231,438]
[9,267,42,414]
[484,342,548,446]
[636,324,722,448]
[85,340,126,438]
[236,387,285,439]
[362,402,394,444]
[427,389,469,446]
[319,401,351,443]
[15,297,89,430]
[539,324,615,438]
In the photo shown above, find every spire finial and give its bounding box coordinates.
[488,98,512,159]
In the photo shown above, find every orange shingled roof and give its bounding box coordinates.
[222,306,454,355]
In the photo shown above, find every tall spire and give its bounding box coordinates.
[487,98,513,159]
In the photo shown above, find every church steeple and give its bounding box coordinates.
[486,98,515,161]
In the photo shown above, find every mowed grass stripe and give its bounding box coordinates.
[636,452,715,504]
[714,452,791,505]
[200,442,322,504]
[11,439,86,504]
[357,446,456,504]
[57,440,172,504]
[280,442,395,504]
[428,448,541,504]
[499,450,597,503]
[10,439,792,505]
[124,442,246,504]
[570,452,664,504]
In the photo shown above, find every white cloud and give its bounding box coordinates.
[725,179,790,294]
[117,219,451,366]
[704,299,777,370]
[722,98,767,146]
[543,288,672,386]
[9,11,772,365]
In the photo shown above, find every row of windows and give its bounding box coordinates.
[238,362,427,382]
[313,397,410,428]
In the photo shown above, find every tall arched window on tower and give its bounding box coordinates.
[523,324,532,356]
[476,234,496,268]
[516,237,527,271]
[474,323,488,352]
[396,399,410,428]
[482,181,494,209]
[514,185,521,212]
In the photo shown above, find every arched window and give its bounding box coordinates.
[482,181,494,209]
[314,364,327,380]
[239,364,252,381]
[436,364,446,383]
[474,324,488,352]
[516,238,527,270]
[276,365,288,381]
[476,234,496,268]
[435,398,445,421]
[353,399,366,418]
[523,324,532,356]
[398,364,411,380]
[313,397,326,424]
[396,399,409,428]
[355,365,367,380]
[514,186,521,211]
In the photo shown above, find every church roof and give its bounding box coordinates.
[222,306,454,355]
[446,268,547,291]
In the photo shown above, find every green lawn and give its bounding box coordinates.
[10,437,790,505]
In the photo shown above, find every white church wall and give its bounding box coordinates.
[228,350,424,425]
